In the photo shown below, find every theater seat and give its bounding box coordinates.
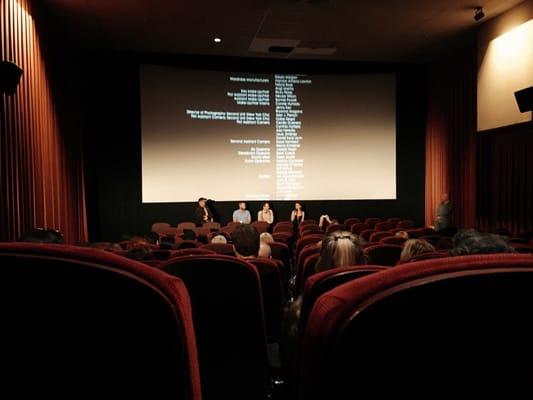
[364,244,403,266]
[380,236,407,246]
[248,257,285,341]
[160,255,268,400]
[0,243,201,399]
[298,265,388,341]
[300,254,533,399]
[343,218,360,230]
[152,221,171,234]
[326,223,345,234]
[200,242,235,255]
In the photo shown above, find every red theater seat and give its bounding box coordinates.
[177,222,196,231]
[273,221,293,234]
[364,244,403,266]
[326,223,346,234]
[159,255,268,400]
[0,243,201,399]
[374,221,394,231]
[248,257,285,341]
[298,265,389,341]
[343,218,361,230]
[251,221,270,233]
[296,252,321,294]
[200,242,235,256]
[364,217,381,227]
[360,228,377,241]
[300,254,533,399]
[350,222,369,235]
[170,248,216,258]
[202,221,221,231]
[386,217,401,226]
[152,221,171,234]
[397,219,415,229]
[369,231,393,242]
[380,236,407,246]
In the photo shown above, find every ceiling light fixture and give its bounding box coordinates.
[474,7,485,22]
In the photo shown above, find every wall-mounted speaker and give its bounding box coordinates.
[514,87,533,113]
[0,61,23,95]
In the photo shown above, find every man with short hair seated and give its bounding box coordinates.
[233,201,251,224]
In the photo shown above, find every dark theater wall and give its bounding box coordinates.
[0,0,87,243]
[82,54,426,242]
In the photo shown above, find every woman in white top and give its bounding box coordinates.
[257,202,274,224]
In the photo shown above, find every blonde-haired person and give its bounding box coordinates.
[315,231,366,272]
[281,230,366,373]
[400,239,436,262]
[259,232,274,244]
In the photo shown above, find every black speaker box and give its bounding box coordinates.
[514,87,533,113]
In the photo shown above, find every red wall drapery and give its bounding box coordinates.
[0,0,87,243]
[425,44,477,229]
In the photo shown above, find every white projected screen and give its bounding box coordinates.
[141,65,396,202]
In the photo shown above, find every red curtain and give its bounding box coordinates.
[425,43,477,229]
[477,123,533,233]
[0,0,88,243]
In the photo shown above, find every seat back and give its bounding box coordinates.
[200,243,235,256]
[364,244,403,266]
[300,254,533,399]
[0,243,201,399]
[364,217,381,227]
[343,218,360,230]
[380,236,407,246]
[160,255,268,400]
[177,222,197,231]
[374,221,394,231]
[296,252,321,294]
[248,257,284,341]
[202,221,221,231]
[299,265,388,340]
[251,221,270,233]
[326,223,346,234]
[152,222,171,234]
[350,222,369,235]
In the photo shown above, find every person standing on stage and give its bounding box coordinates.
[290,201,305,230]
[195,197,213,226]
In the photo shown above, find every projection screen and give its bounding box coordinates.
[141,65,396,202]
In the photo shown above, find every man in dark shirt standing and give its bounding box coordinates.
[195,197,213,226]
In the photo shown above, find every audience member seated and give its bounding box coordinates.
[451,229,516,256]
[399,239,436,263]
[315,231,366,273]
[232,224,260,259]
[318,214,339,229]
[211,234,227,244]
[19,228,64,243]
[182,229,197,241]
[396,230,409,239]
[281,230,365,379]
[257,202,274,224]
[259,232,274,244]
[233,201,252,224]
[258,242,272,259]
